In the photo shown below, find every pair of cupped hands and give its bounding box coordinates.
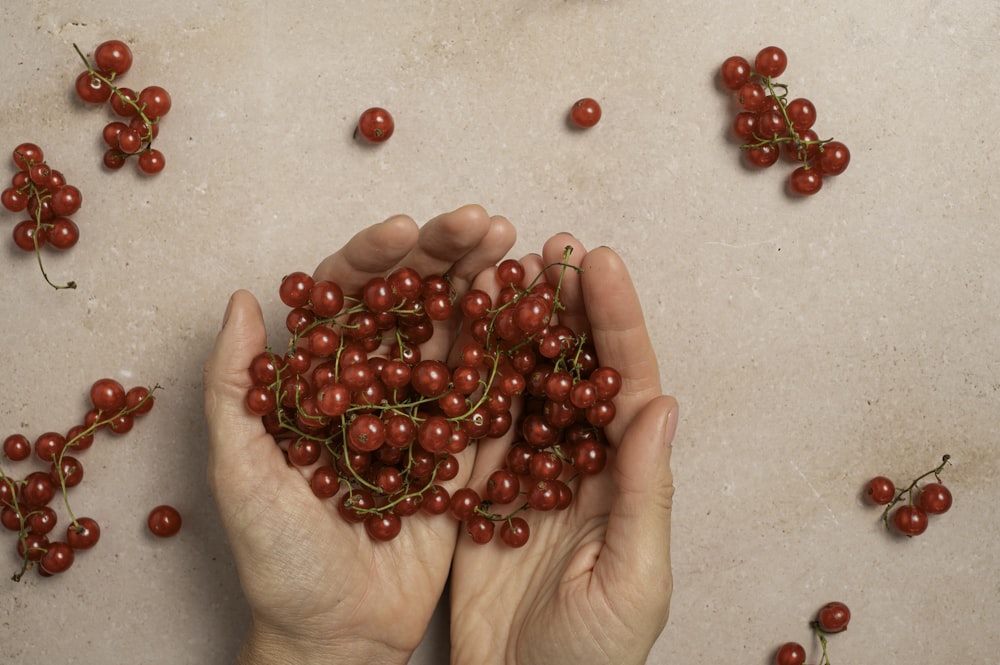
[203,205,679,665]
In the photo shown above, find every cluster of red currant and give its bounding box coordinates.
[354,97,602,144]
[0,378,159,580]
[1,144,82,289]
[73,40,171,174]
[246,254,620,546]
[720,46,850,196]
[774,601,851,665]
[865,454,952,537]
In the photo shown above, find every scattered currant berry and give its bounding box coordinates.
[815,601,851,633]
[147,504,182,538]
[1,379,159,580]
[244,249,619,547]
[72,42,170,173]
[356,107,395,143]
[569,97,602,129]
[867,455,952,537]
[720,46,848,196]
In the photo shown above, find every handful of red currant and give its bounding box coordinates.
[720,46,850,196]
[1,143,82,289]
[1,378,159,580]
[774,601,851,665]
[246,254,620,546]
[864,454,953,537]
[73,40,171,174]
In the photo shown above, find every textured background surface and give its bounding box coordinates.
[1,2,998,663]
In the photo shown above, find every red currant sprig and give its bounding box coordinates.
[245,250,622,547]
[1,378,159,580]
[864,454,952,537]
[1,143,81,289]
[720,46,850,196]
[73,41,171,174]
[774,601,851,665]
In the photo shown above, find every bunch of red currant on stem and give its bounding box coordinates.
[720,46,850,196]
[864,454,952,537]
[73,40,171,174]
[1,143,82,289]
[774,601,851,665]
[246,251,621,546]
[1,378,159,580]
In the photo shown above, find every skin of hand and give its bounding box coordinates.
[449,233,679,665]
[203,205,516,665]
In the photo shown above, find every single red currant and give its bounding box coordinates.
[754,46,788,78]
[147,505,182,537]
[864,476,895,505]
[892,504,928,537]
[357,107,394,143]
[569,97,602,128]
[774,641,806,665]
[816,601,851,633]
[916,482,952,515]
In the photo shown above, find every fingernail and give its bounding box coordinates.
[221,294,234,330]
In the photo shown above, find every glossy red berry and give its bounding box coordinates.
[916,482,952,515]
[892,504,928,537]
[774,642,806,665]
[147,505,182,537]
[569,98,602,128]
[864,476,895,505]
[816,601,851,633]
[357,107,394,143]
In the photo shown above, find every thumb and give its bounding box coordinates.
[202,290,277,493]
[596,395,678,618]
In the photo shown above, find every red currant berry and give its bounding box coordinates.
[147,505,183,537]
[569,97,602,128]
[775,641,806,665]
[357,107,394,143]
[66,517,101,550]
[916,482,952,515]
[816,601,851,633]
[789,166,822,196]
[40,541,75,574]
[817,141,851,176]
[75,71,112,104]
[745,143,780,168]
[3,434,31,461]
[12,143,44,170]
[364,511,402,541]
[500,516,530,548]
[720,55,752,90]
[137,149,166,175]
[138,85,172,120]
[47,218,80,250]
[864,476,895,505]
[110,87,139,117]
[94,39,133,76]
[91,378,127,412]
[465,514,496,544]
[49,185,82,217]
[892,504,928,537]
[449,488,481,521]
[310,465,341,498]
[754,46,788,78]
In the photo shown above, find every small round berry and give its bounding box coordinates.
[892,504,928,537]
[147,505,183,537]
[569,97,602,128]
[94,40,133,76]
[817,141,851,176]
[864,476,895,505]
[720,55,752,90]
[138,85,172,120]
[815,601,851,633]
[916,482,953,515]
[75,71,113,104]
[356,107,395,143]
[789,166,823,196]
[754,46,788,78]
[775,642,806,665]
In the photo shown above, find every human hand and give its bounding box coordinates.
[449,234,678,665]
[203,205,515,665]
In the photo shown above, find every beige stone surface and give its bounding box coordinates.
[1,2,998,663]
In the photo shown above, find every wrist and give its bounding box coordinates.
[237,620,410,665]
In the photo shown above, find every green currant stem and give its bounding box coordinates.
[18,172,76,290]
[813,625,831,665]
[880,454,951,530]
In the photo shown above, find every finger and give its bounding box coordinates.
[398,204,496,279]
[578,246,662,439]
[594,395,678,622]
[203,290,286,495]
[312,215,420,291]
[446,215,517,294]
